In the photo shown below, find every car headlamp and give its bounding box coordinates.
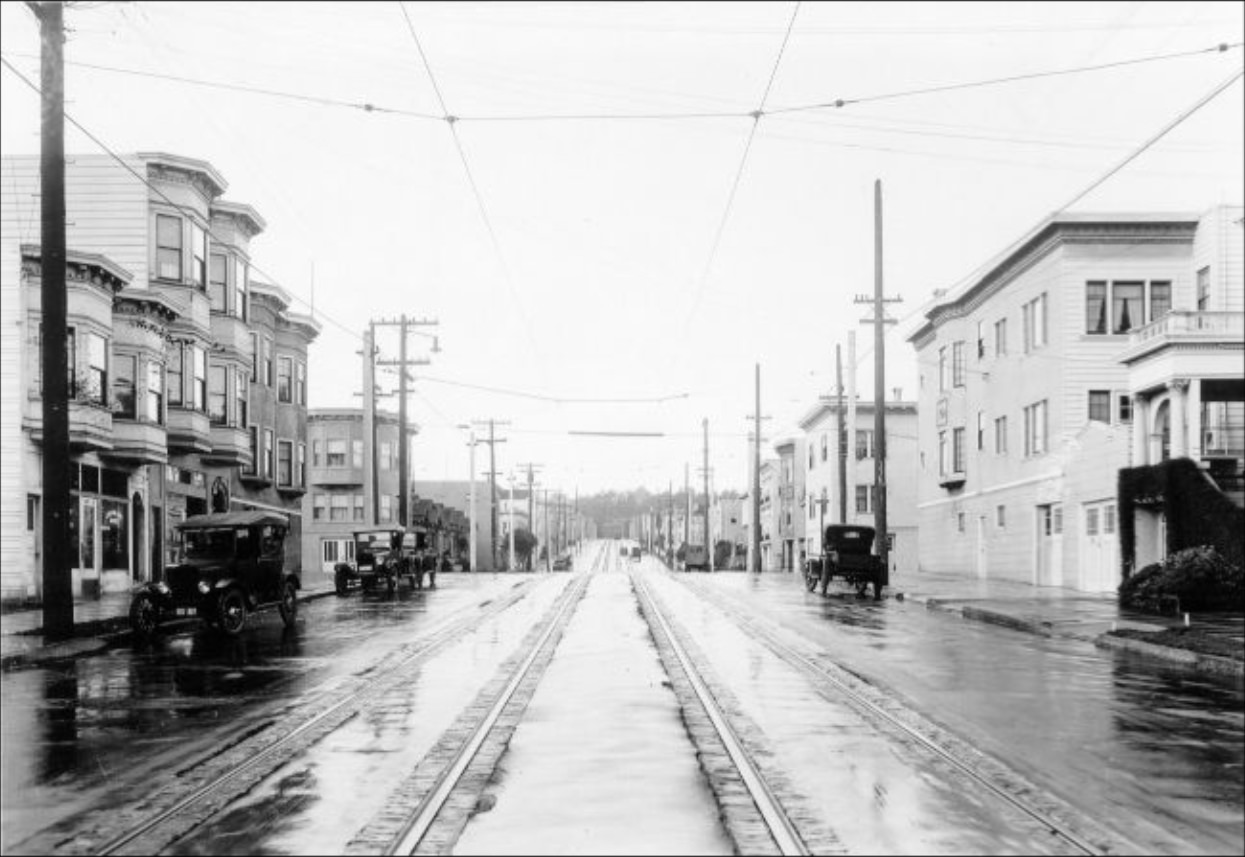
[198,581,211,595]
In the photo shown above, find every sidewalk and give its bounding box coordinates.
[1,583,337,671]
[890,570,1244,675]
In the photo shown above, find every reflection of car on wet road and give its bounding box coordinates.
[335,527,418,595]
[805,524,887,600]
[129,510,299,638]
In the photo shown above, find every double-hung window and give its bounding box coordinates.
[1085,280,1173,334]
[1024,400,1048,456]
[1088,390,1111,423]
[994,416,1007,454]
[994,317,1007,356]
[146,360,164,423]
[295,360,306,405]
[856,430,874,461]
[156,214,182,281]
[952,427,965,474]
[235,261,247,321]
[112,354,136,419]
[191,346,208,412]
[209,253,229,313]
[235,368,248,427]
[278,440,293,487]
[326,439,347,467]
[208,365,228,425]
[1022,293,1047,352]
[938,347,948,391]
[277,356,293,403]
[81,331,108,406]
[167,343,183,406]
[952,341,966,387]
[263,428,274,479]
[190,222,207,289]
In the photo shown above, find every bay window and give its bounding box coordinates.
[156,214,182,281]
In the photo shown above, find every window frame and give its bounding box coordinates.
[155,213,183,282]
[1088,390,1111,423]
[277,439,294,487]
[277,355,293,404]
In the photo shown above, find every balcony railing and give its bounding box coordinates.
[1130,310,1244,344]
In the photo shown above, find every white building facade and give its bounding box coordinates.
[908,208,1243,592]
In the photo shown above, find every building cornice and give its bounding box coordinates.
[908,215,1198,345]
[21,244,132,293]
[211,199,266,237]
[138,151,227,199]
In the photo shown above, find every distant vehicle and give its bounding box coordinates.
[620,545,629,557]
[805,524,887,600]
[334,527,419,595]
[683,545,708,571]
[630,546,642,561]
[552,554,573,571]
[129,510,298,638]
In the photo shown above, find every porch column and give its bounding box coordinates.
[1170,378,1190,459]
[1188,378,1203,459]
[1132,394,1150,465]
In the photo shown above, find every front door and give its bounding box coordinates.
[1035,503,1063,587]
[1081,500,1119,593]
[80,496,100,596]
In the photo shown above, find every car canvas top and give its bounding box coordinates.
[177,510,290,530]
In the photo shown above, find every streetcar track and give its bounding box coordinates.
[630,568,812,856]
[50,579,548,857]
[343,544,608,855]
[672,572,1135,857]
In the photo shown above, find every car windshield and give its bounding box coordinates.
[183,528,234,559]
[357,532,393,550]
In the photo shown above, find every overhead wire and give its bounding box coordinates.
[683,0,801,328]
[395,0,548,379]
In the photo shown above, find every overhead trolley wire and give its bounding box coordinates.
[5,40,1238,124]
[765,41,1243,114]
[395,0,548,378]
[683,1,801,328]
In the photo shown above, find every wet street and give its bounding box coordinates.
[2,541,1242,856]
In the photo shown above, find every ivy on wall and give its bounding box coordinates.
[1118,458,1244,577]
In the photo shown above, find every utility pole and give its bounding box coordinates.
[507,474,516,571]
[702,418,711,571]
[683,462,690,554]
[37,0,72,639]
[374,315,438,527]
[467,429,477,572]
[847,330,858,525]
[752,364,764,573]
[543,487,550,570]
[855,180,902,592]
[667,480,673,566]
[515,462,542,569]
[836,343,847,524]
[471,419,509,571]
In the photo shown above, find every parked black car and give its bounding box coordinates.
[335,527,419,595]
[129,510,299,638]
[805,524,887,600]
[552,554,573,571]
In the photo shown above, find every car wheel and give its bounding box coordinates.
[217,588,248,636]
[335,569,349,596]
[278,581,298,628]
[129,592,161,639]
[873,581,883,601]
[855,578,870,598]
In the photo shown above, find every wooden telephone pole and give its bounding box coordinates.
[374,315,438,527]
[854,180,902,589]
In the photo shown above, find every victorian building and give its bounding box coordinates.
[0,152,319,602]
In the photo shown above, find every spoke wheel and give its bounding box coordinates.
[129,593,161,639]
[278,581,298,627]
[217,588,248,636]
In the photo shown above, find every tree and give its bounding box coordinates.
[513,528,538,570]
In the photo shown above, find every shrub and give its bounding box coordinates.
[1118,545,1244,614]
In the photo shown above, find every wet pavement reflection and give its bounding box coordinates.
[674,569,1245,855]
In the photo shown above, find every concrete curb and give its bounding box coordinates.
[1093,633,1245,678]
[0,587,340,672]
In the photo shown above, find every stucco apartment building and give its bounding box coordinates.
[1,153,318,602]
[908,206,1243,592]
[798,398,920,578]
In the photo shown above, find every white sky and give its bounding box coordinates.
[2,1,1242,495]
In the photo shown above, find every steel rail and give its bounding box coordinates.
[95,581,542,856]
[682,579,1108,857]
[631,570,809,856]
[386,543,606,855]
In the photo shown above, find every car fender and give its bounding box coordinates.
[283,573,301,591]
[131,581,174,610]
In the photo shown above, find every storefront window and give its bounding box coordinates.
[101,498,129,569]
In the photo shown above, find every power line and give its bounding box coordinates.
[766,42,1242,114]
[395,1,547,377]
[1056,66,1244,212]
[414,374,690,404]
[684,1,800,326]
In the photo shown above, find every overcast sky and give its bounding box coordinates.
[2,1,1242,496]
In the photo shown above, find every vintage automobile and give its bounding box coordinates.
[335,527,419,595]
[805,524,887,600]
[552,554,573,571]
[683,544,708,571]
[629,546,642,562]
[129,510,299,638]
